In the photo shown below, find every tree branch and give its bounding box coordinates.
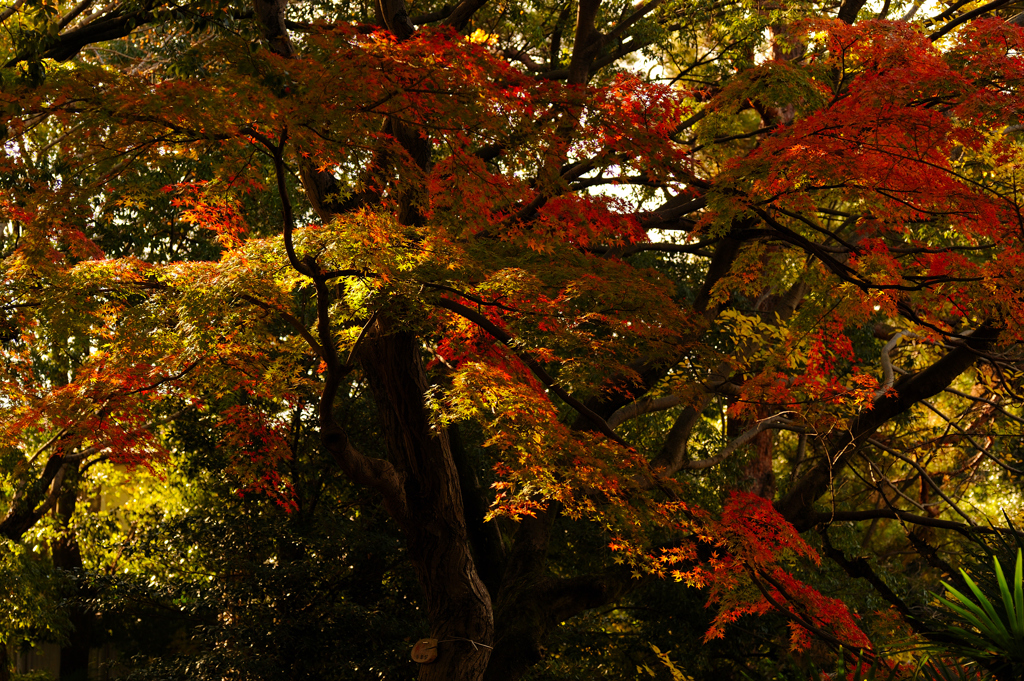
[810,508,1013,536]
[432,296,627,447]
[818,528,919,625]
[442,0,488,31]
[928,0,1014,41]
[866,438,977,527]
[874,330,916,399]
[57,0,95,30]
[567,0,602,83]
[7,1,158,64]
[608,393,683,428]
[678,414,801,471]
[777,322,1000,530]
[0,0,26,24]
[239,294,324,359]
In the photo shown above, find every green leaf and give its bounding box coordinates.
[1014,548,1024,639]
[995,552,1020,639]
[960,569,1007,641]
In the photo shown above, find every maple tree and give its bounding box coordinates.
[3,0,1024,678]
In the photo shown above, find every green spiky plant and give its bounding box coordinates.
[932,548,1024,681]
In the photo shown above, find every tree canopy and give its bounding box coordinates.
[3,0,1024,678]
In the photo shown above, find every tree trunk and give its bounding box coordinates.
[358,326,494,680]
[0,643,9,681]
[51,462,93,681]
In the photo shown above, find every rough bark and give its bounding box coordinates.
[837,0,869,24]
[567,0,603,84]
[482,509,555,681]
[359,327,494,680]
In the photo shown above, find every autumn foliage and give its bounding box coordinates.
[4,0,1024,678]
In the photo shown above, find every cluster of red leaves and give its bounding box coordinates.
[2,360,176,469]
[284,26,687,249]
[651,492,871,652]
[217,405,297,512]
[531,194,647,251]
[724,19,1024,329]
[743,20,1020,220]
[0,197,104,267]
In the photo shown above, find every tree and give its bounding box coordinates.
[3,0,1024,679]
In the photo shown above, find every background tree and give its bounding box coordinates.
[3,0,1024,679]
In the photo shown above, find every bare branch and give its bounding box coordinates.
[875,330,916,399]
[941,385,1024,425]
[916,399,1024,474]
[679,414,802,470]
[0,0,26,24]
[608,393,682,428]
[777,322,1000,529]
[811,508,1014,536]
[57,0,94,29]
[928,0,1014,41]
[605,0,664,44]
[442,0,488,31]
[866,438,979,527]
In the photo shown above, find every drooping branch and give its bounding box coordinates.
[747,566,863,656]
[817,529,920,626]
[239,294,324,359]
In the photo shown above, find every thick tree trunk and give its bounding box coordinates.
[359,327,494,680]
